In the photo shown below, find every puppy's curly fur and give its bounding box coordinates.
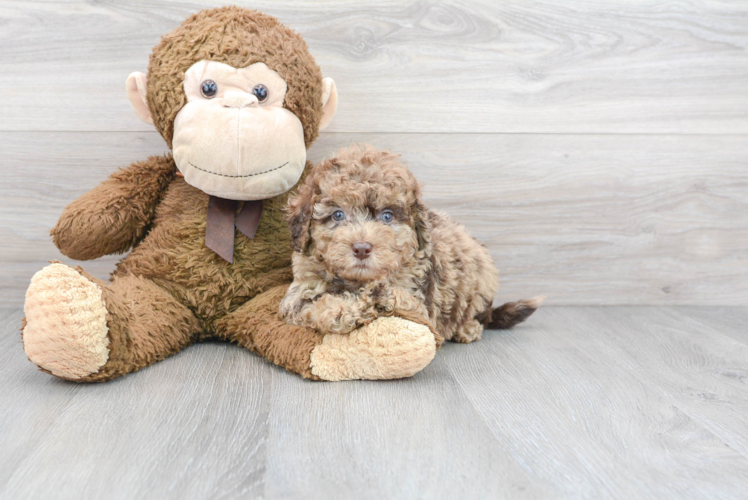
[279,144,542,342]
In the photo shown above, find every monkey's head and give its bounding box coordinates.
[126,7,337,201]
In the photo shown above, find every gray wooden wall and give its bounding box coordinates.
[1,0,747,306]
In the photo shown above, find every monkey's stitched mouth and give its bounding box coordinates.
[187,161,289,178]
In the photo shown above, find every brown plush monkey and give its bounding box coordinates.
[21,7,438,382]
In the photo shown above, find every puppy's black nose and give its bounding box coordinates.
[352,242,373,260]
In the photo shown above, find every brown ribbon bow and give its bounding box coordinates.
[205,196,264,263]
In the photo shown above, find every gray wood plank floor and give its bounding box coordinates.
[2,305,748,499]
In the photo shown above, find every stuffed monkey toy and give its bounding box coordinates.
[21,7,439,382]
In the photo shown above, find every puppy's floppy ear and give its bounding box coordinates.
[287,178,316,253]
[413,199,432,256]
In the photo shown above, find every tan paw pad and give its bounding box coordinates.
[310,316,436,381]
[23,263,109,379]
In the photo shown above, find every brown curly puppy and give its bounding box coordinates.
[279,144,542,342]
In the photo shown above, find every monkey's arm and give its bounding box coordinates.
[52,155,176,260]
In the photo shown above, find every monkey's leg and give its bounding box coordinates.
[22,263,200,382]
[215,285,439,381]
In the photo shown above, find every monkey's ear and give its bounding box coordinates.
[126,72,154,125]
[319,77,338,131]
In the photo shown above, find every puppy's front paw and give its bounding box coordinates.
[363,282,395,315]
[315,305,356,335]
[329,308,359,334]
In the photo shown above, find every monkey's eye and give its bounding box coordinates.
[379,210,394,224]
[252,84,269,102]
[200,80,218,98]
[332,210,346,222]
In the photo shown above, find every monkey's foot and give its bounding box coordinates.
[309,316,436,381]
[23,263,109,380]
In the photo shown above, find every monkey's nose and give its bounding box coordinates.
[222,91,258,108]
[352,242,373,260]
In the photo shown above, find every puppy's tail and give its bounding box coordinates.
[485,296,545,330]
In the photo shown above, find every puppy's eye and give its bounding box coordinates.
[332,210,346,222]
[201,80,218,98]
[379,210,394,224]
[252,84,269,102]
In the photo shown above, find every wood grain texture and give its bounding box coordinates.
[443,306,748,499]
[2,131,746,306]
[2,305,748,499]
[1,0,747,134]
[0,307,270,499]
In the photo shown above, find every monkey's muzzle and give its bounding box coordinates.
[172,98,307,201]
